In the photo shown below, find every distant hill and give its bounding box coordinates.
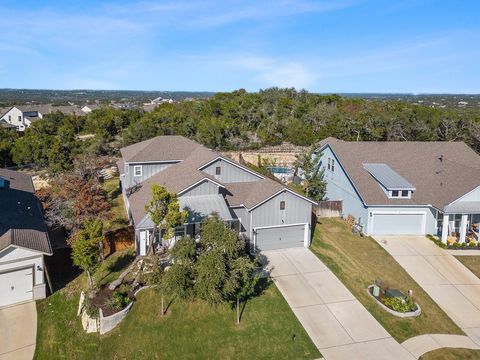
[0,89,479,109]
[0,89,215,106]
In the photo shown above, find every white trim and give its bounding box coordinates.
[369,210,426,235]
[133,165,143,177]
[253,223,309,249]
[249,188,317,211]
[228,204,246,209]
[316,143,367,206]
[0,244,51,256]
[198,156,264,180]
[445,185,480,208]
[177,177,225,195]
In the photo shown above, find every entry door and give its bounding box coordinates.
[0,267,33,307]
[139,231,147,256]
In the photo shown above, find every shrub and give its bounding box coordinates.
[462,242,468,248]
[453,242,462,248]
[382,296,417,313]
[469,242,477,248]
[108,291,131,311]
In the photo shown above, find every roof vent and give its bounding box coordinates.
[438,154,444,162]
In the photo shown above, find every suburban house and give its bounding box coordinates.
[0,169,52,308]
[81,104,101,113]
[315,138,480,244]
[118,136,317,255]
[0,104,84,131]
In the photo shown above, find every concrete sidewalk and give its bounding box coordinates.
[0,301,37,360]
[374,235,480,347]
[263,247,414,360]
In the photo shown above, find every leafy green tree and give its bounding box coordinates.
[295,146,327,201]
[144,184,187,253]
[0,127,16,166]
[70,219,104,289]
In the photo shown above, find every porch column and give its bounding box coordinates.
[459,214,468,243]
[441,213,449,244]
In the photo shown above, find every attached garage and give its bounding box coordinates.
[0,267,33,308]
[254,224,307,251]
[371,212,425,235]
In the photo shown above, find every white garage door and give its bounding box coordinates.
[0,267,33,307]
[255,224,306,251]
[372,213,425,235]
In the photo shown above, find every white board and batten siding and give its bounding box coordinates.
[125,162,176,188]
[0,246,46,307]
[202,159,261,183]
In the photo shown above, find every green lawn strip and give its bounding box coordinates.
[35,280,320,359]
[454,256,480,279]
[93,248,135,287]
[310,218,463,342]
[419,348,480,360]
[102,177,129,231]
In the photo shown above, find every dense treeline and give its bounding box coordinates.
[2,88,479,173]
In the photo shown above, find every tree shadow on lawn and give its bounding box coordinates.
[96,250,135,285]
[238,277,271,323]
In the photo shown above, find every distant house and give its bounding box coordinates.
[0,169,52,307]
[0,106,28,131]
[118,136,317,255]
[81,104,101,113]
[314,138,480,244]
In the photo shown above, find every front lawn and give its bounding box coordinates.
[310,218,463,342]
[35,274,320,359]
[454,256,480,279]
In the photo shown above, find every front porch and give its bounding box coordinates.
[439,213,480,245]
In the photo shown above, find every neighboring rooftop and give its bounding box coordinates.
[0,169,51,254]
[318,138,480,209]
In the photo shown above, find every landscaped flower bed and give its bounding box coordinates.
[367,281,421,318]
[427,234,479,250]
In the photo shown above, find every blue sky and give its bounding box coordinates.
[0,0,479,93]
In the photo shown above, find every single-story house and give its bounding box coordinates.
[315,137,480,243]
[118,136,317,255]
[0,169,52,308]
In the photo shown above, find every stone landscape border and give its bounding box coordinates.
[367,285,421,318]
[79,286,150,334]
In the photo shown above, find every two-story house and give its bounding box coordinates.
[118,136,317,255]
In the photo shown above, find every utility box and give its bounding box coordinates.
[384,289,405,299]
[372,284,380,297]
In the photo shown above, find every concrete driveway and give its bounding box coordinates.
[374,236,480,345]
[0,302,37,360]
[263,247,414,360]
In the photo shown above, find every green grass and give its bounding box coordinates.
[102,177,129,231]
[310,218,463,342]
[455,256,480,279]
[420,348,480,360]
[93,248,135,287]
[35,276,320,359]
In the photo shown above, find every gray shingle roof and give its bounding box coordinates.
[0,169,52,254]
[120,136,310,226]
[318,138,480,210]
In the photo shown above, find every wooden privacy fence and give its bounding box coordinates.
[103,226,135,257]
[317,200,343,218]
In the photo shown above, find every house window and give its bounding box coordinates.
[133,165,142,177]
[280,201,285,210]
[18,116,22,122]
[327,158,335,172]
[8,115,11,121]
[401,190,409,197]
[327,158,331,170]
[391,190,399,197]
[331,159,335,172]
[215,166,221,175]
